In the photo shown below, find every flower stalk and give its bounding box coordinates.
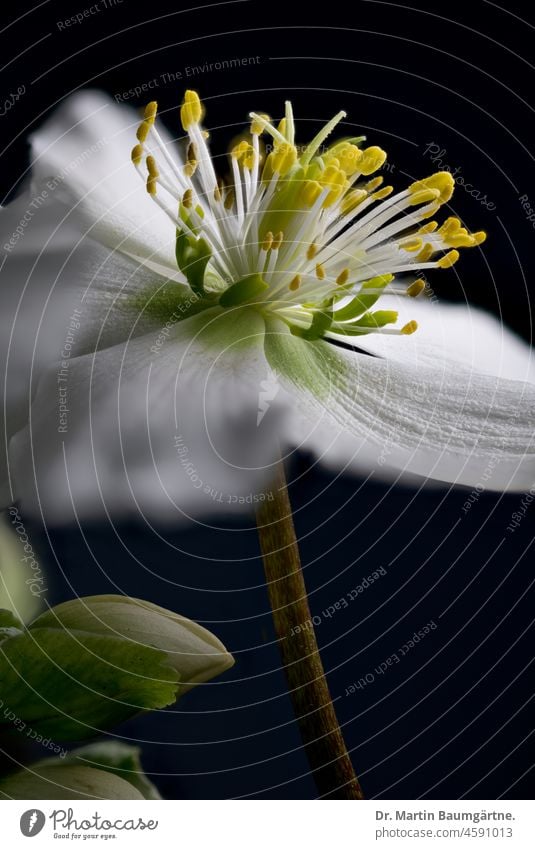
[256,458,364,799]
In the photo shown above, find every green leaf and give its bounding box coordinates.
[0,764,144,800]
[36,741,161,800]
[0,627,179,740]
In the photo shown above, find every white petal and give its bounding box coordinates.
[0,195,93,506]
[9,308,284,523]
[335,297,535,382]
[30,91,176,269]
[265,319,535,492]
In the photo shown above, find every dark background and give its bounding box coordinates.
[1,0,533,799]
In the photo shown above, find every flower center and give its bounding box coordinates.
[132,91,485,342]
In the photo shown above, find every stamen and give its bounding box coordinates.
[131,144,143,166]
[336,268,350,286]
[401,320,418,335]
[181,90,203,130]
[406,279,426,297]
[272,231,284,250]
[437,249,460,268]
[358,146,387,176]
[262,231,274,251]
[146,155,159,196]
[315,263,326,280]
[289,274,301,291]
[306,243,318,260]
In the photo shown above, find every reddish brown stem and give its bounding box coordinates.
[256,458,364,799]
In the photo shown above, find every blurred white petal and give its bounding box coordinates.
[9,308,284,523]
[30,91,177,269]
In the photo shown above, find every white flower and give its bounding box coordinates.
[2,90,534,522]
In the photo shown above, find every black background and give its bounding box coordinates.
[0,0,533,799]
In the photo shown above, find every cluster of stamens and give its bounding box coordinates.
[131,91,486,341]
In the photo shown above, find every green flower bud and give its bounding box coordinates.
[32,595,234,693]
[0,595,234,740]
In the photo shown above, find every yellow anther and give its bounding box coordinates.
[306,243,318,260]
[319,164,349,207]
[332,143,363,176]
[410,172,455,204]
[180,90,203,130]
[299,180,323,207]
[336,268,350,286]
[365,176,384,192]
[251,112,270,135]
[341,189,368,215]
[416,243,434,262]
[371,186,394,201]
[146,176,157,196]
[277,117,287,137]
[272,231,284,250]
[131,144,143,166]
[146,155,159,178]
[406,279,426,297]
[438,216,460,236]
[136,120,151,143]
[401,320,418,335]
[184,142,198,178]
[419,202,441,220]
[144,101,158,123]
[418,221,438,234]
[231,139,249,159]
[213,184,222,202]
[262,231,274,251]
[446,233,478,247]
[472,231,487,245]
[289,274,301,291]
[400,237,423,252]
[182,188,193,208]
[409,188,440,206]
[270,142,297,175]
[437,249,460,268]
[315,263,326,280]
[358,146,387,176]
[187,142,198,162]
